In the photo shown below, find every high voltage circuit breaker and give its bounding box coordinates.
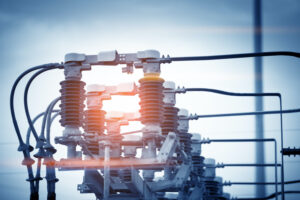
[10,50,300,200]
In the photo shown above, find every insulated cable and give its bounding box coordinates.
[39,97,60,142]
[236,190,300,200]
[24,66,62,143]
[26,110,60,146]
[151,51,300,63]
[46,98,61,145]
[10,63,61,149]
[10,63,62,200]
[177,87,284,195]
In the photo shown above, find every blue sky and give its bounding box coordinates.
[0,0,300,199]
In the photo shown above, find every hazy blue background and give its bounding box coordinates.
[0,0,300,199]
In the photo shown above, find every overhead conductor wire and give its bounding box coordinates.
[176,88,283,198]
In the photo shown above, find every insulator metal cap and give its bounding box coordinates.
[163,81,176,90]
[178,109,189,117]
[97,50,118,62]
[204,158,216,166]
[87,84,105,93]
[137,50,160,59]
[191,133,201,141]
[214,176,223,183]
[65,53,86,63]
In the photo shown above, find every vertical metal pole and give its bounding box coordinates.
[104,145,110,200]
[254,0,266,198]
[279,99,285,200]
[274,140,278,200]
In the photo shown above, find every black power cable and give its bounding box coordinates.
[10,63,61,200]
[26,110,60,146]
[28,97,61,200]
[46,97,61,145]
[45,101,61,200]
[10,63,61,149]
[24,66,62,200]
[195,108,300,118]
[195,103,300,196]
[282,147,300,156]
[25,110,60,199]
[224,179,300,186]
[177,87,285,196]
[236,190,300,200]
[284,180,300,184]
[151,51,300,63]
[24,66,62,143]
[47,112,60,145]
[170,51,300,61]
[40,98,60,142]
[178,88,279,97]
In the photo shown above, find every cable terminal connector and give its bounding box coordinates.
[191,137,210,145]
[215,162,225,168]
[188,113,199,120]
[34,148,48,158]
[161,54,172,63]
[282,147,300,156]
[175,86,186,94]
[147,54,172,64]
[18,143,34,152]
[223,181,232,186]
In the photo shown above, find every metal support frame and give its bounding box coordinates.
[254,0,266,198]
